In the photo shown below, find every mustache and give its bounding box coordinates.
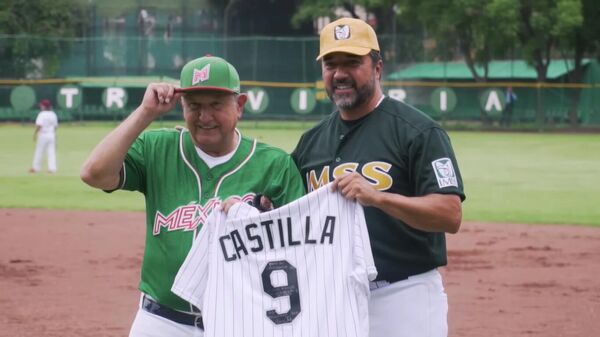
[332,78,355,87]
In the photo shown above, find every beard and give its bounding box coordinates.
[326,75,376,111]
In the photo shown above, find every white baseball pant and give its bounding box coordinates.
[369,269,448,337]
[32,134,56,172]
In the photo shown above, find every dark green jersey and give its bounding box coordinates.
[292,97,466,282]
[120,128,305,312]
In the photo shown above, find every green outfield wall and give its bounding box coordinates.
[1,34,599,126]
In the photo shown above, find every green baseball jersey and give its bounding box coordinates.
[292,97,466,282]
[120,128,305,312]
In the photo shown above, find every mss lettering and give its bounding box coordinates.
[306,161,393,192]
[304,158,458,192]
[219,215,336,261]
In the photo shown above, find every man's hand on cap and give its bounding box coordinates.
[140,83,181,119]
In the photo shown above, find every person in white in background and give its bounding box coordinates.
[30,99,58,173]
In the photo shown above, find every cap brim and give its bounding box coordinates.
[316,46,373,61]
[174,86,238,94]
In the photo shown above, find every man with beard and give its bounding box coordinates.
[291,18,466,337]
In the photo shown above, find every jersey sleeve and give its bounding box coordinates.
[35,113,43,126]
[409,127,466,201]
[51,113,58,127]
[172,203,259,309]
[120,133,147,193]
[263,154,305,207]
[353,200,377,281]
[171,209,220,309]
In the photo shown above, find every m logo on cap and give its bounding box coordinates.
[192,64,210,85]
[334,25,350,40]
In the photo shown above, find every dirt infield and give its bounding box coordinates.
[1,209,599,337]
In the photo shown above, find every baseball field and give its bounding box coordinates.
[1,121,599,336]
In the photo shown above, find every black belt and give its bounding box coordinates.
[142,295,204,329]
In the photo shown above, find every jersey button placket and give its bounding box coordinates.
[335,132,346,164]
[203,173,213,200]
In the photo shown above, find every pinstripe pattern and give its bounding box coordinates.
[173,183,377,337]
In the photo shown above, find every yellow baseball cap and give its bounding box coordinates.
[316,17,380,61]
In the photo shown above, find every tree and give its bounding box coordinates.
[222,0,310,37]
[400,0,519,81]
[400,0,592,127]
[92,0,189,18]
[398,0,519,125]
[292,0,400,34]
[516,0,582,127]
[0,0,89,78]
[557,0,598,126]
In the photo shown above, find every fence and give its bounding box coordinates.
[1,35,599,126]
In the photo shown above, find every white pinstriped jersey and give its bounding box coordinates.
[172,183,377,337]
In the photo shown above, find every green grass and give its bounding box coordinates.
[1,121,599,226]
[452,132,600,226]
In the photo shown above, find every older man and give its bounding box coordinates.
[81,55,304,337]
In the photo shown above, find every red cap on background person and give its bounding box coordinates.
[39,99,52,109]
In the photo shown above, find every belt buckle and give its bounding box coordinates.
[194,315,204,329]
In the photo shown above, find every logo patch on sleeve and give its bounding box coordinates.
[431,158,458,188]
